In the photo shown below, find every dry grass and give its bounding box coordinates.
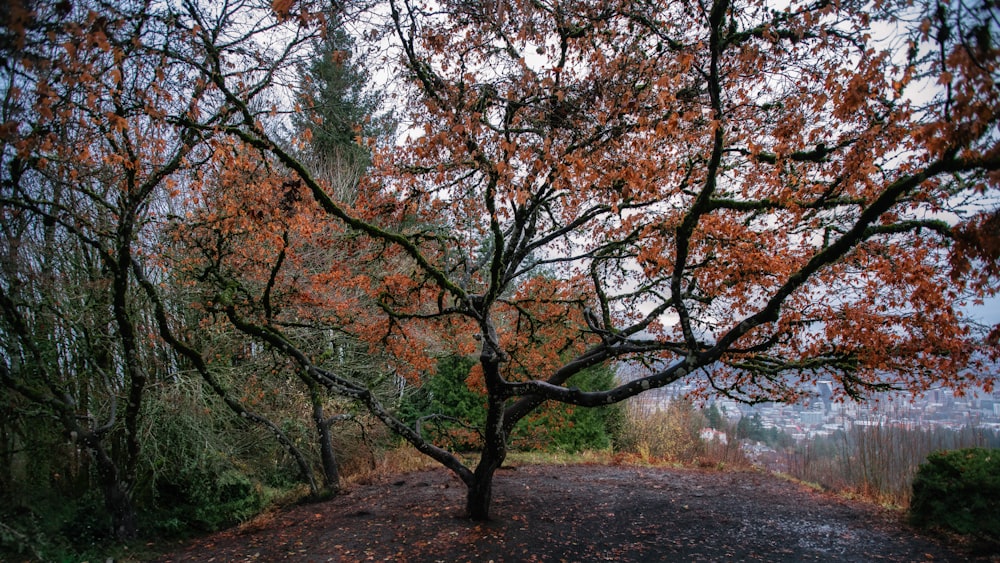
[336,399,765,497]
[616,402,704,462]
[784,422,996,509]
[239,445,446,532]
[341,444,715,489]
[344,445,442,486]
[505,449,615,466]
[345,447,620,484]
[614,400,752,471]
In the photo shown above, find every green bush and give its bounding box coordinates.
[397,356,485,451]
[0,482,116,562]
[398,356,620,453]
[511,364,621,453]
[152,462,268,532]
[909,447,1000,540]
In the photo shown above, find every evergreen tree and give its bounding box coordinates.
[704,403,725,430]
[293,9,390,200]
[397,356,486,451]
[737,414,765,442]
[398,357,620,453]
[512,364,621,453]
[279,7,395,494]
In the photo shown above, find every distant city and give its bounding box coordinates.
[627,375,1000,442]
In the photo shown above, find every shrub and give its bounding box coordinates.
[397,356,485,451]
[615,399,705,462]
[152,460,268,532]
[909,447,1000,541]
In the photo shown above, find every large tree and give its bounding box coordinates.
[292,6,387,196]
[9,0,996,525]
[187,0,999,520]
[0,0,320,539]
[289,6,398,494]
[0,0,211,538]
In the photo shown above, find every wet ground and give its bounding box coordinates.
[151,464,995,562]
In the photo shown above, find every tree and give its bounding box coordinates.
[0,0,320,543]
[736,414,765,442]
[203,0,998,518]
[292,6,388,200]
[74,0,1000,522]
[704,403,726,431]
[180,0,998,518]
[289,6,398,494]
[160,136,404,496]
[0,0,213,538]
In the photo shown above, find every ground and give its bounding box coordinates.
[150,463,995,562]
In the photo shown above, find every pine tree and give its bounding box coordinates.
[285,8,393,495]
[293,10,388,200]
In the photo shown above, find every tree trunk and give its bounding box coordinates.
[86,435,138,541]
[466,446,503,520]
[0,420,13,502]
[309,382,340,496]
[317,421,340,494]
[467,350,508,520]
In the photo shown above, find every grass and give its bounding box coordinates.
[365,446,746,474]
[505,449,616,466]
[771,471,912,512]
[773,471,825,492]
[340,445,705,487]
[339,446,438,487]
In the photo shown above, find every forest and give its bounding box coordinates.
[1,0,998,559]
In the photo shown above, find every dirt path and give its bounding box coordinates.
[151,464,992,562]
